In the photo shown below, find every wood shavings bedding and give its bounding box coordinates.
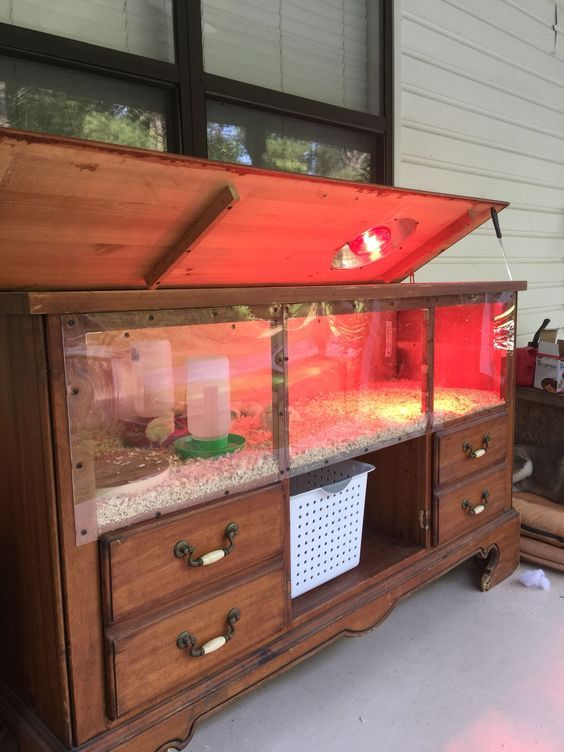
[288,383,503,469]
[95,413,277,529]
[289,383,427,470]
[433,387,503,423]
[92,386,502,530]
[96,449,279,529]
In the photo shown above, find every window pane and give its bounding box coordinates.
[0,0,175,62]
[0,56,169,151]
[207,100,371,182]
[202,0,381,114]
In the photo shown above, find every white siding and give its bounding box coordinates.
[395,0,564,345]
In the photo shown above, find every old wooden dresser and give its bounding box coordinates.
[0,128,525,752]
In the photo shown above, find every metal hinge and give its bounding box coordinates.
[419,509,431,530]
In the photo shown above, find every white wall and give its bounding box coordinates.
[394,0,564,345]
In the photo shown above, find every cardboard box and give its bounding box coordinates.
[534,329,564,393]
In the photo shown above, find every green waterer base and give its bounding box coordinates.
[173,433,246,460]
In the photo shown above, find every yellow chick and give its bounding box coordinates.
[144,410,175,445]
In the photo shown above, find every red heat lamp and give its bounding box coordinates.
[332,218,417,270]
[349,226,391,260]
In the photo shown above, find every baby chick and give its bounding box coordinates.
[144,409,175,445]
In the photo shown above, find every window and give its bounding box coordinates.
[0,0,392,182]
[0,0,175,62]
[207,99,371,181]
[202,0,380,114]
[0,56,169,151]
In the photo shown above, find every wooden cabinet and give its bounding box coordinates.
[0,288,524,752]
[0,129,525,752]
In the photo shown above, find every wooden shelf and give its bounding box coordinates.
[516,387,564,409]
[291,529,425,622]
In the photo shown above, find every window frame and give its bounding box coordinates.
[0,0,393,183]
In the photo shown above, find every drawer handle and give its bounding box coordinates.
[463,434,491,458]
[176,607,241,657]
[174,522,239,567]
[461,489,489,516]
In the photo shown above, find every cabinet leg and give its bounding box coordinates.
[475,515,521,591]
[478,545,500,591]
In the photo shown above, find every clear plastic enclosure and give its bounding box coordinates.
[62,294,515,543]
[285,302,429,473]
[63,307,280,541]
[433,294,515,424]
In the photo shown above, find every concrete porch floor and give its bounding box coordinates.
[1,559,562,752]
[180,559,564,752]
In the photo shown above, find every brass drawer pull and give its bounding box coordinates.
[174,522,239,567]
[176,608,241,657]
[462,490,489,516]
[463,434,491,458]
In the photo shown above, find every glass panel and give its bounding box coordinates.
[285,302,429,473]
[433,294,515,425]
[207,100,372,182]
[0,0,175,62]
[202,0,381,114]
[0,56,169,150]
[63,308,280,540]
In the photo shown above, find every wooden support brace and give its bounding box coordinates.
[145,184,239,289]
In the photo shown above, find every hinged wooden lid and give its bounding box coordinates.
[0,128,508,291]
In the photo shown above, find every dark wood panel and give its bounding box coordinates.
[101,484,285,624]
[0,680,68,752]
[363,437,427,546]
[0,315,71,744]
[0,282,526,315]
[44,316,109,744]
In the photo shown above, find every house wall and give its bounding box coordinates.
[394,0,564,345]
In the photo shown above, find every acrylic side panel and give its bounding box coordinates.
[62,307,280,542]
[433,293,515,424]
[285,301,429,473]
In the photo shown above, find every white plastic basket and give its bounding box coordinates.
[289,459,374,598]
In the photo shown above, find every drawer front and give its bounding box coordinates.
[106,562,286,717]
[432,466,509,546]
[434,412,509,487]
[101,484,285,623]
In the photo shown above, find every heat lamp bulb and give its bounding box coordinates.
[331,218,417,271]
[348,226,392,261]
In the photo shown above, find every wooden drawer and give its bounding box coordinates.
[105,561,286,717]
[434,412,509,487]
[100,484,285,623]
[432,466,509,546]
